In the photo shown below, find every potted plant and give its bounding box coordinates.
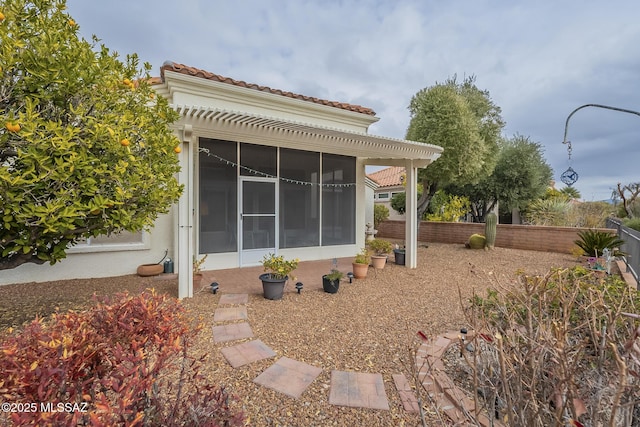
[352,248,370,279]
[366,238,393,269]
[322,269,344,294]
[193,254,207,291]
[259,253,299,300]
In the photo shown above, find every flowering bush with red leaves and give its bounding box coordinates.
[0,290,244,426]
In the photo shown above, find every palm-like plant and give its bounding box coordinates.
[574,229,626,257]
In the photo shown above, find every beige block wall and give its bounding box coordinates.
[377,220,615,254]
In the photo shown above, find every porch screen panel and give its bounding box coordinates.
[240,143,276,177]
[199,138,237,253]
[279,148,320,248]
[321,154,355,245]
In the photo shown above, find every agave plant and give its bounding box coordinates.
[574,229,626,257]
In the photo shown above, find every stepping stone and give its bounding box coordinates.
[253,357,322,398]
[219,293,248,305]
[212,322,253,343]
[392,373,420,412]
[220,339,276,368]
[213,306,248,322]
[329,370,389,410]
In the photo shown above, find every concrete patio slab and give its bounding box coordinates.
[253,357,323,398]
[213,306,248,322]
[219,293,249,305]
[212,322,253,343]
[329,370,389,410]
[220,339,276,368]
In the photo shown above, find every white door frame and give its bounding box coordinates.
[239,176,278,266]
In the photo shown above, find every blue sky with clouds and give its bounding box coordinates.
[66,0,640,201]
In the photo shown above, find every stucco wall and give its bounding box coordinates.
[376,220,615,254]
[0,213,175,285]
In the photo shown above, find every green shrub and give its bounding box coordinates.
[366,238,393,255]
[373,204,390,229]
[574,229,626,257]
[623,217,640,232]
[0,291,244,427]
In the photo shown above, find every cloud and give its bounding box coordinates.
[66,0,640,200]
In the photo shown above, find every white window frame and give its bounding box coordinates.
[67,231,150,253]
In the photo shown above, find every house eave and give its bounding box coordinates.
[172,104,443,163]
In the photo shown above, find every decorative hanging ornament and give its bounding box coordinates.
[560,167,579,186]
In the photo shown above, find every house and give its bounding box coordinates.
[2,62,442,297]
[367,166,406,220]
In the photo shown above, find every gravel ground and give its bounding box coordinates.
[0,243,577,426]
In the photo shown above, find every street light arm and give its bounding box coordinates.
[563,103,640,144]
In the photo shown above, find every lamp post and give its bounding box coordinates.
[561,103,640,186]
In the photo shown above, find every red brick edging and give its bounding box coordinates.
[416,332,505,427]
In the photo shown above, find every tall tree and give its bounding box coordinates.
[0,0,183,269]
[449,135,552,221]
[405,76,504,220]
[614,182,640,218]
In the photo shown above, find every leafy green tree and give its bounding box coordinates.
[405,76,504,221]
[613,182,640,218]
[390,192,407,215]
[0,0,183,269]
[425,190,470,222]
[373,203,389,229]
[448,135,551,222]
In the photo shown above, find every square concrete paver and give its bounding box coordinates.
[212,322,253,343]
[329,370,389,410]
[392,373,420,412]
[219,293,249,305]
[253,357,322,398]
[213,306,248,322]
[220,339,276,368]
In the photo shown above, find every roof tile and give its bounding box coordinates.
[157,61,376,116]
[367,166,406,188]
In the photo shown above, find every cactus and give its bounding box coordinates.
[466,234,486,250]
[484,212,497,250]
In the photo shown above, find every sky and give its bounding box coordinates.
[65,0,640,202]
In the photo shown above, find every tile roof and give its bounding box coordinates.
[157,61,376,116]
[367,166,406,188]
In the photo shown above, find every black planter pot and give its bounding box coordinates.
[394,249,406,266]
[322,275,340,293]
[259,273,287,300]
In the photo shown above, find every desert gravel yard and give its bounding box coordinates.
[0,243,577,426]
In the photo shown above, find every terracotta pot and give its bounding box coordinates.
[193,273,203,293]
[137,263,163,277]
[371,255,387,269]
[352,262,369,279]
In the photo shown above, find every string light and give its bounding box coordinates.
[198,147,356,188]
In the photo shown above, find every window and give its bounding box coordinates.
[321,154,355,245]
[199,138,238,253]
[376,192,390,200]
[68,231,148,253]
[279,148,320,248]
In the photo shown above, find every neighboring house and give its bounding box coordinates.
[3,62,442,297]
[367,166,406,220]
